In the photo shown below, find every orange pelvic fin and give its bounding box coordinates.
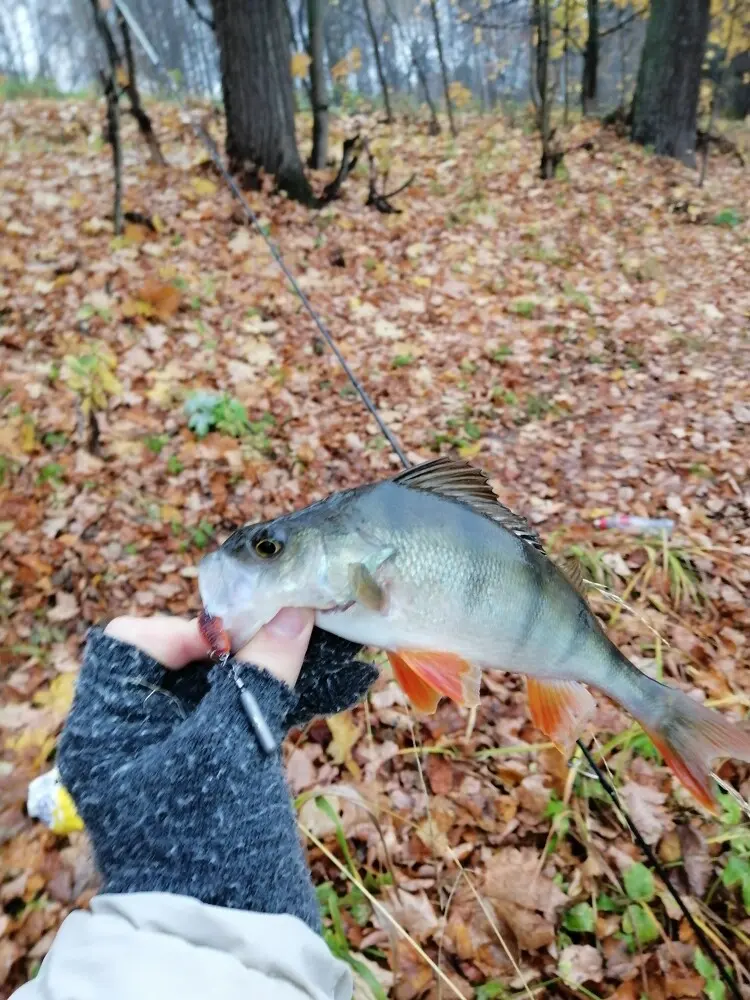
[388,650,481,712]
[388,653,442,714]
[526,677,596,754]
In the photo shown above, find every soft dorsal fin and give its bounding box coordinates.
[393,458,545,553]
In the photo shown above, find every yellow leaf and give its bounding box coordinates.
[653,286,667,306]
[459,440,482,460]
[290,51,312,78]
[115,66,130,88]
[191,177,217,197]
[124,222,151,244]
[161,505,182,524]
[412,275,431,287]
[121,298,152,318]
[331,46,362,81]
[20,419,36,454]
[33,673,76,716]
[98,368,123,396]
[327,711,362,766]
[474,27,482,44]
[448,80,471,108]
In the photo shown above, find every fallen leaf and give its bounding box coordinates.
[484,847,567,949]
[559,944,604,986]
[286,746,318,794]
[327,711,362,768]
[620,782,672,846]
[47,591,80,622]
[137,278,181,321]
[677,825,710,897]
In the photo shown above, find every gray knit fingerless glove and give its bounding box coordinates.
[57,627,377,932]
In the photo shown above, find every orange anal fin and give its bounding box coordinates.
[388,652,442,714]
[526,677,596,756]
[645,729,719,815]
[394,650,481,708]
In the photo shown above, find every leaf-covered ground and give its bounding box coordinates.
[1,99,749,999]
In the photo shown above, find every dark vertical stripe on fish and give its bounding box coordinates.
[555,600,591,668]
[465,558,486,615]
[513,541,545,653]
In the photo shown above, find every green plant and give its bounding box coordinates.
[491,345,513,362]
[620,863,659,950]
[62,343,122,417]
[525,393,552,420]
[711,208,742,228]
[476,982,510,1000]
[167,456,184,476]
[189,520,215,549]
[317,883,387,999]
[544,794,571,853]
[392,353,413,367]
[42,431,67,449]
[491,386,517,406]
[185,391,251,438]
[562,902,595,933]
[37,463,64,485]
[695,948,727,1000]
[721,848,750,913]
[509,299,536,318]
[145,434,169,454]
[621,902,660,949]
[0,76,67,100]
[623,863,654,902]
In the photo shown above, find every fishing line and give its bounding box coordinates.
[112,0,408,467]
[109,5,743,996]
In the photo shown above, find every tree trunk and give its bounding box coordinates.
[428,0,456,137]
[412,51,440,135]
[362,0,393,122]
[308,0,328,167]
[118,13,166,165]
[212,0,313,203]
[631,0,710,165]
[581,0,598,115]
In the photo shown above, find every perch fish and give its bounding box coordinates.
[198,458,750,811]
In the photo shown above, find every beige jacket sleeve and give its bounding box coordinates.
[14,893,353,1000]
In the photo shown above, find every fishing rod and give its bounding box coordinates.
[107,5,743,996]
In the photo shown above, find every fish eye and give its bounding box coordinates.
[253,533,284,559]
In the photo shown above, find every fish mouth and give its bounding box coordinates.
[198,550,238,618]
[197,549,276,650]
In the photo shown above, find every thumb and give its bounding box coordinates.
[235,607,315,688]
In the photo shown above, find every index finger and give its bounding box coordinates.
[104,615,212,669]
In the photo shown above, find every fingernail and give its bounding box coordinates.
[266,607,310,640]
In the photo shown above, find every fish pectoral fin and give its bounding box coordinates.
[388,653,442,714]
[526,677,596,755]
[349,563,386,611]
[391,649,481,709]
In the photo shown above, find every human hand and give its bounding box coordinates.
[102,611,378,723]
[56,612,377,926]
[103,607,315,686]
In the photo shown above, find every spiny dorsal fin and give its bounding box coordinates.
[554,555,586,595]
[393,457,545,553]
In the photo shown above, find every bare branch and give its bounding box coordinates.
[183,0,215,31]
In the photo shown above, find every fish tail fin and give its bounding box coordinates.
[638,685,750,813]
